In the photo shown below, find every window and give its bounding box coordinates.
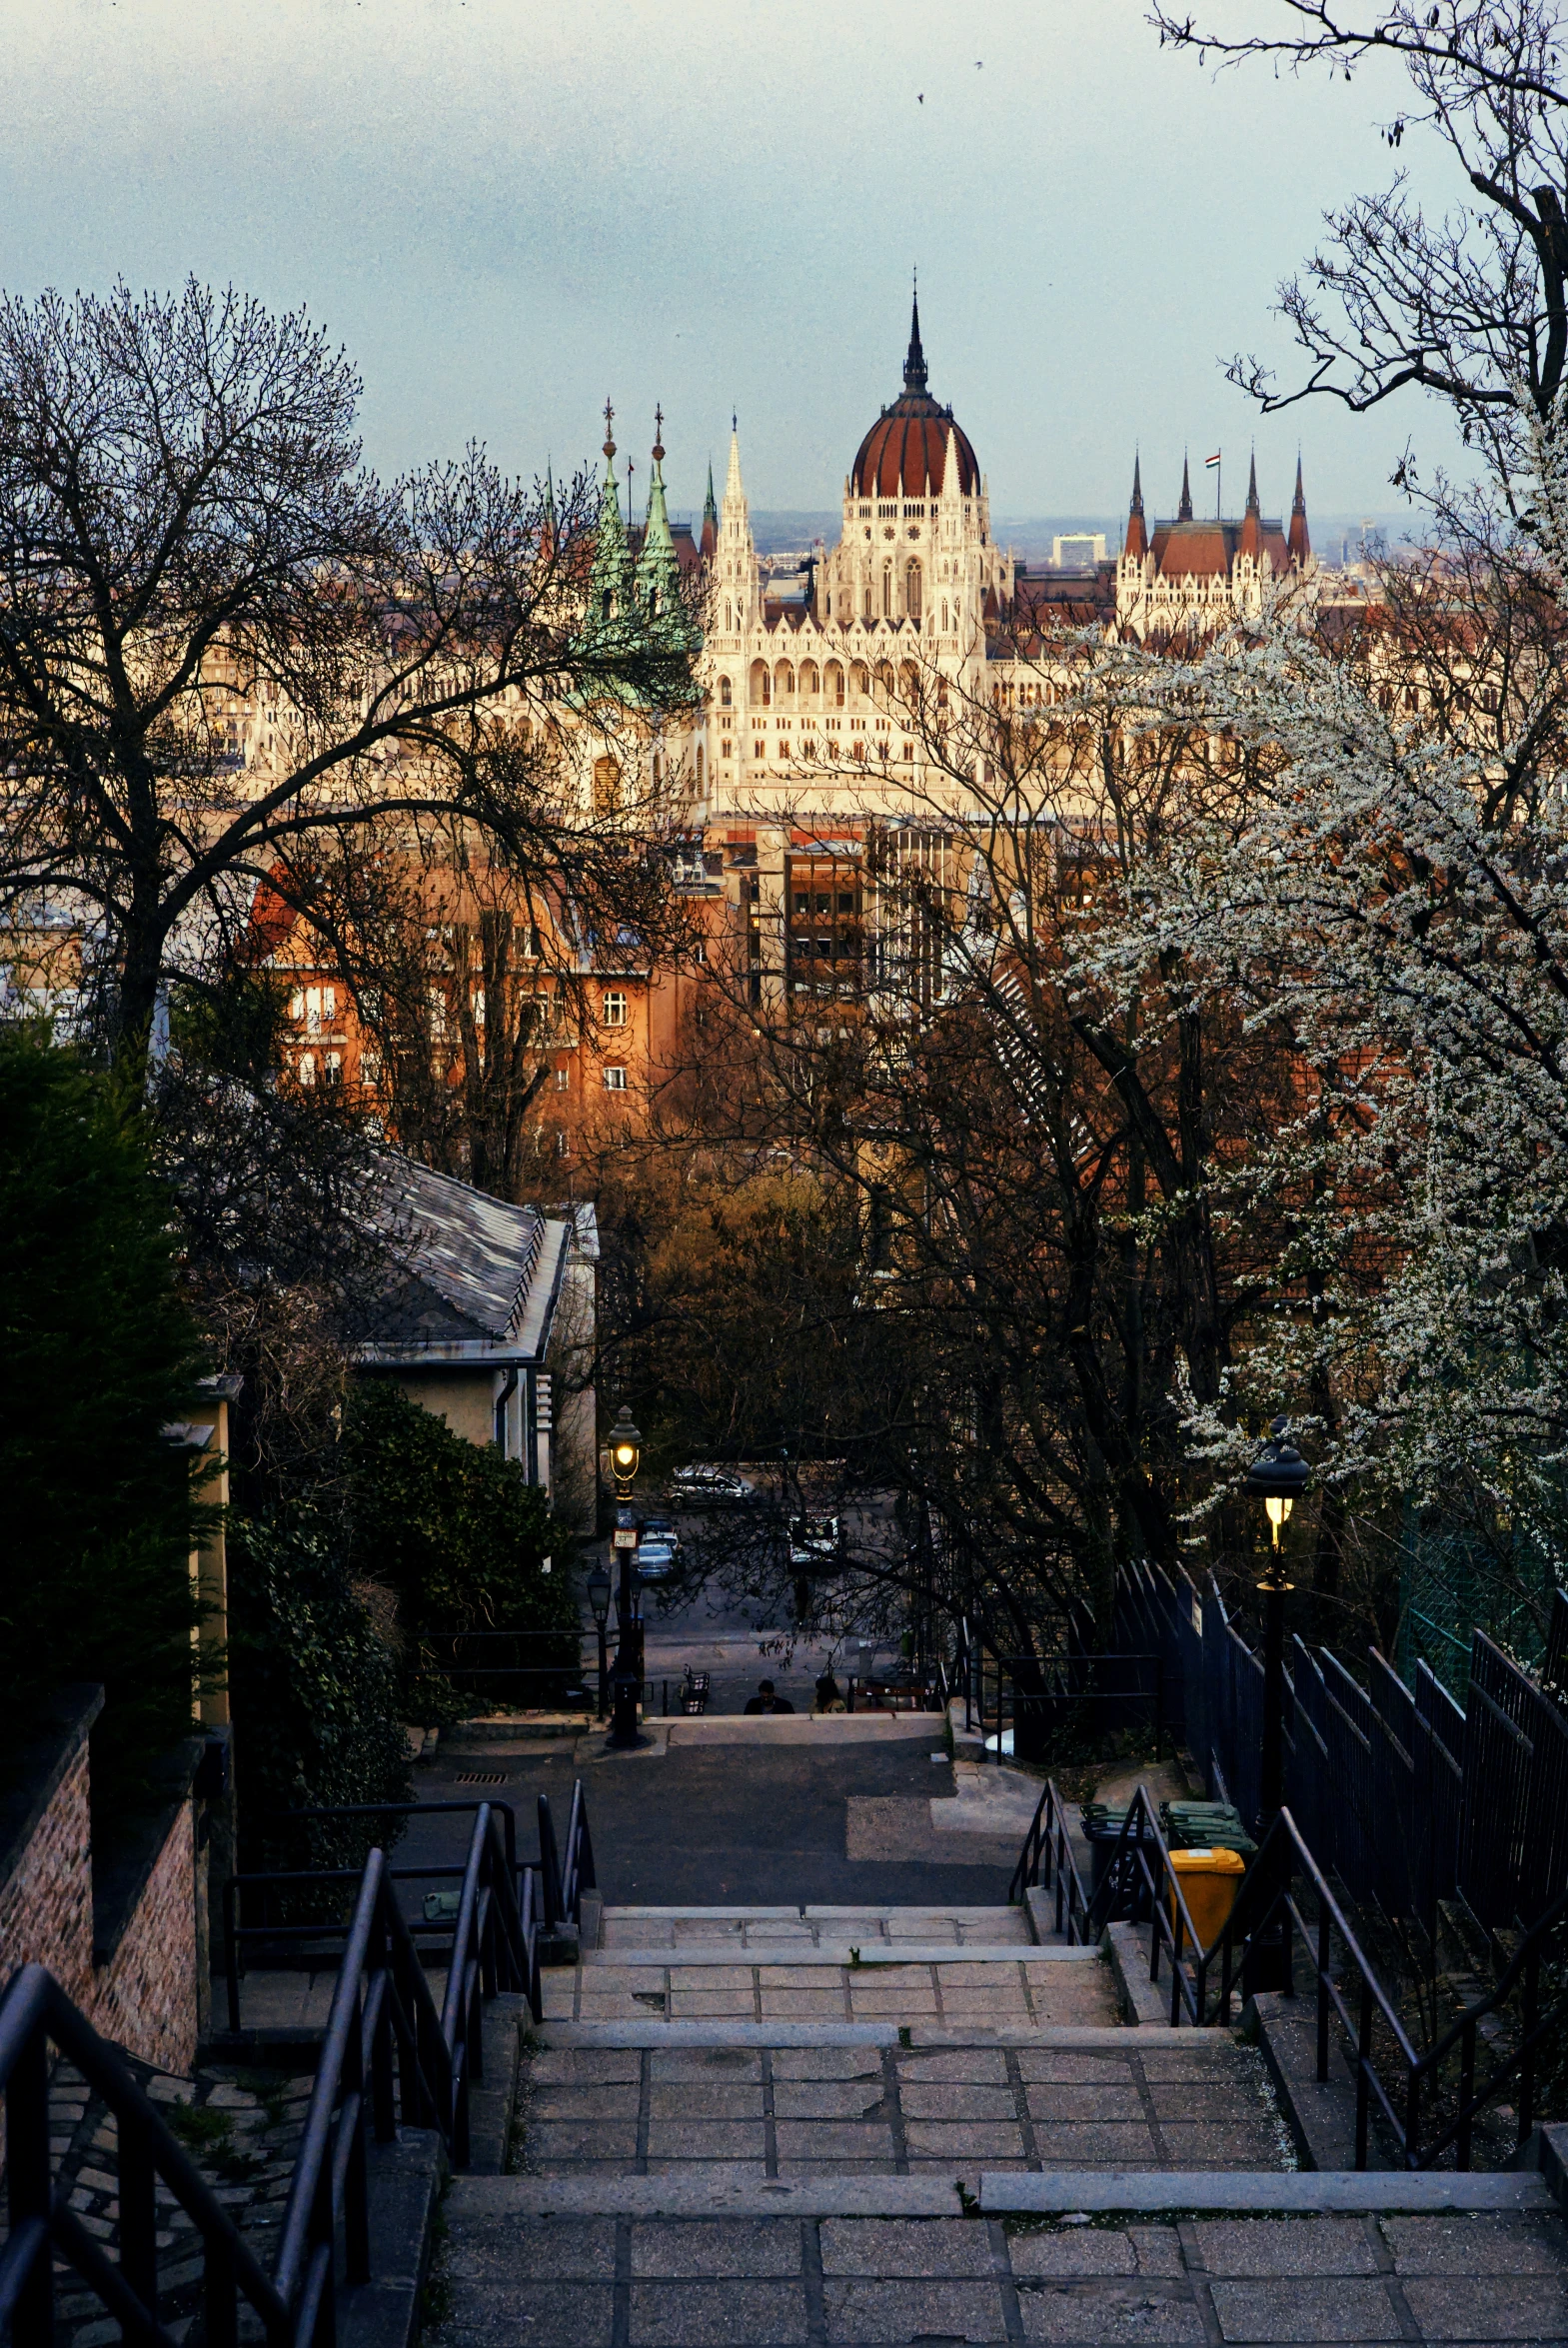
[696,747,705,792]
[361,1051,382,1088]
[881,566,891,617]
[905,561,921,621]
[323,1051,343,1085]
[555,1067,570,1091]
[593,755,621,818]
[602,990,628,1026]
[472,988,486,1027]
[603,1066,628,1091]
[753,739,764,758]
[298,1052,316,1086]
[555,1130,571,1157]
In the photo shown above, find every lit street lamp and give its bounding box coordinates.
[607,1408,644,1748]
[1244,1412,1310,1827]
[586,1561,612,1722]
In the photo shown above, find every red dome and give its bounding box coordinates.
[851,392,979,500]
[849,295,979,500]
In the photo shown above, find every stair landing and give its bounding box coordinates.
[543,1904,1115,2031]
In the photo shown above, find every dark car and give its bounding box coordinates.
[635,1538,678,1581]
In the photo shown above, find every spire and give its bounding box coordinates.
[1123,450,1147,562]
[1288,453,1311,567]
[1240,448,1263,560]
[585,396,635,647]
[903,274,928,396]
[541,460,557,560]
[1178,454,1192,522]
[724,422,746,508]
[701,457,718,559]
[637,404,691,645]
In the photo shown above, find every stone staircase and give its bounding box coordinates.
[429,1898,1568,2346]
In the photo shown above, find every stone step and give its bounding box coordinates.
[449,2166,1558,2221]
[599,1903,1035,1952]
[512,2023,1293,2183]
[582,1944,1094,1966]
[432,2178,1568,2348]
[542,1950,1118,2031]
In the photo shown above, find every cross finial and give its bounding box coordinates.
[653,403,665,462]
[603,397,616,462]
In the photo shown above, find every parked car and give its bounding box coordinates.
[673,1465,757,1507]
[640,1514,682,1553]
[789,1513,842,1573]
[635,1538,678,1580]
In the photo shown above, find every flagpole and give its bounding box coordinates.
[1217,455,1221,522]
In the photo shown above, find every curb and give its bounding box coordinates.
[979,2167,1558,2215]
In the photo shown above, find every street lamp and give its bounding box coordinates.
[610,1406,643,1500]
[587,1561,612,1721]
[1244,1413,1310,1828]
[607,1407,644,1747]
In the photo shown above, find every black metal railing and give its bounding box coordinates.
[0,1963,291,2348]
[972,1648,1164,1763]
[1206,1806,1568,2170]
[536,1783,596,1937]
[1008,1777,1094,1942]
[1,1796,545,2348]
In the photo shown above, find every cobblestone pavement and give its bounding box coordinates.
[515,2035,1294,2183]
[25,2055,314,2348]
[430,2207,1568,2346]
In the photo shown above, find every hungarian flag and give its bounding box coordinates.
[1204,452,1221,470]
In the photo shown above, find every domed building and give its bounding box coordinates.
[698,292,1016,819]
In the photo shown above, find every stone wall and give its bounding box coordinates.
[0,1687,202,2075]
[0,1689,100,2012]
[91,1794,199,2074]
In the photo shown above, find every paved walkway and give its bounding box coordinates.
[435,2204,1568,2345]
[516,2028,1291,2183]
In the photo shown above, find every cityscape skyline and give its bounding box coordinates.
[1,0,1466,519]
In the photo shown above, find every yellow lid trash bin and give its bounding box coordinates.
[1167,1846,1246,1955]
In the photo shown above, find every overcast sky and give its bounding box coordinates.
[1,1,1464,528]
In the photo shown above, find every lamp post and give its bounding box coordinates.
[1243,1414,1310,1827]
[587,1562,612,1721]
[607,1407,644,1748]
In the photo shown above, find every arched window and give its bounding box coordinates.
[800,662,818,698]
[776,662,794,700]
[881,565,892,618]
[905,561,921,621]
[941,600,948,633]
[862,583,871,618]
[720,675,733,707]
[751,660,771,707]
[593,755,620,818]
[697,746,706,792]
[825,661,844,707]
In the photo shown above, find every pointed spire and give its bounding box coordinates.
[724,422,746,506]
[1178,454,1192,521]
[1240,448,1263,560]
[585,397,635,647]
[541,461,558,560]
[1288,453,1311,567]
[637,405,690,645]
[701,457,719,559]
[904,272,928,396]
[1123,451,1147,562]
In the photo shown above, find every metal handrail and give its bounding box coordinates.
[0,1963,291,2348]
[538,1779,596,1932]
[1210,1805,1568,2169]
[1086,1785,1211,2025]
[0,1800,544,2348]
[1008,1777,1094,1943]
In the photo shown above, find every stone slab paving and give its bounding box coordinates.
[600,1904,1036,1949]
[428,2206,1568,2346]
[514,2033,1293,2186]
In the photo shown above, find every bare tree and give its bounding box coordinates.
[0,279,694,1074]
[1151,2,1568,487]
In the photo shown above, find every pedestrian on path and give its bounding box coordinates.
[744,1677,794,1714]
